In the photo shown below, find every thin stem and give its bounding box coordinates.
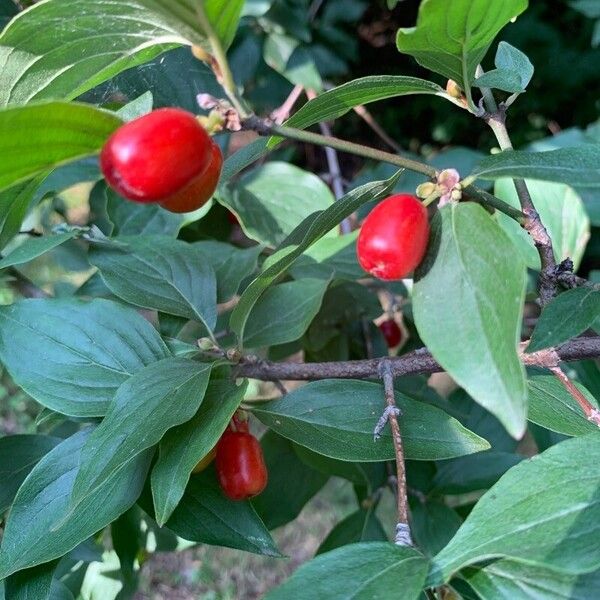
[486,113,557,304]
[304,89,351,233]
[379,360,412,546]
[475,64,499,114]
[273,380,287,396]
[353,104,402,152]
[270,122,436,177]
[196,4,248,117]
[271,84,304,124]
[6,267,49,298]
[234,336,600,381]
[463,185,525,222]
[242,115,525,221]
[550,366,600,426]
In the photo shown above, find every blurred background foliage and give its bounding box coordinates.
[1,0,599,598]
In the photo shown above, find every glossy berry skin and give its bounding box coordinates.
[379,319,402,348]
[215,431,268,501]
[160,141,223,213]
[100,108,212,203]
[357,194,429,280]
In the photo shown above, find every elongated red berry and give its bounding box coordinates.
[160,140,223,213]
[357,194,429,280]
[379,319,402,347]
[216,431,268,501]
[100,108,212,203]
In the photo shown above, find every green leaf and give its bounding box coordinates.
[223,162,334,248]
[528,375,599,436]
[0,102,121,193]
[410,501,462,557]
[528,287,600,352]
[220,138,269,184]
[465,559,600,599]
[0,429,152,579]
[288,232,363,281]
[71,357,212,508]
[0,0,18,30]
[97,183,184,237]
[0,299,169,416]
[252,380,490,462]
[85,45,222,114]
[432,451,523,495]
[274,76,444,148]
[151,378,246,526]
[429,432,600,585]
[317,510,387,555]
[473,68,524,94]
[413,203,527,438]
[193,241,262,303]
[474,42,534,93]
[203,0,245,51]
[495,179,590,270]
[0,434,61,513]
[148,470,281,556]
[0,159,100,250]
[3,562,63,600]
[0,0,207,106]
[293,445,387,490]
[111,508,142,596]
[473,146,600,188]
[0,232,77,270]
[89,236,217,331]
[263,33,322,90]
[252,432,328,530]
[0,176,46,250]
[396,0,527,102]
[265,542,428,600]
[243,278,329,347]
[230,173,401,344]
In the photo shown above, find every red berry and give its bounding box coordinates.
[160,140,222,213]
[216,431,268,501]
[357,194,429,280]
[100,108,212,203]
[230,410,249,433]
[379,319,402,347]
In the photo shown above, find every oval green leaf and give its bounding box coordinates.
[252,379,489,461]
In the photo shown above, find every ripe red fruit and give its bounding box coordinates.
[216,431,268,501]
[100,108,212,203]
[379,319,402,348]
[356,194,429,280]
[160,140,223,213]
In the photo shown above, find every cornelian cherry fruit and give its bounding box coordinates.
[216,430,268,501]
[100,108,213,203]
[379,319,402,348]
[357,194,429,280]
[160,140,223,213]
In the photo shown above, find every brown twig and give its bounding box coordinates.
[550,259,600,291]
[5,267,49,299]
[550,365,600,426]
[305,89,351,233]
[236,336,600,381]
[270,84,304,125]
[378,360,412,546]
[352,104,402,152]
[272,379,287,396]
[478,70,557,305]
